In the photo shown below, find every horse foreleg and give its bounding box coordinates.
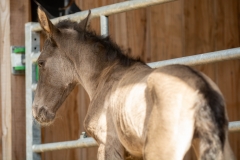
[85,121,125,160]
[98,141,125,160]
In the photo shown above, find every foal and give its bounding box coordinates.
[32,7,235,160]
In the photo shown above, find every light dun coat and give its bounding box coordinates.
[32,7,236,160]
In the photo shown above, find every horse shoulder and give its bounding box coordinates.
[84,85,116,144]
[105,68,153,157]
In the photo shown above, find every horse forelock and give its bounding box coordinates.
[55,19,144,67]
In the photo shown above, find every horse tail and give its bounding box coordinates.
[195,78,228,160]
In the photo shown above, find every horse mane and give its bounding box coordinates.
[56,20,144,66]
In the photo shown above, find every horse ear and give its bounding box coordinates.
[37,7,58,37]
[79,10,91,30]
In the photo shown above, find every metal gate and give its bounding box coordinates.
[25,0,240,159]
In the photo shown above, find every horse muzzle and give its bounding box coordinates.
[32,105,55,125]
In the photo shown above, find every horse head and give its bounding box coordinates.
[32,7,91,125]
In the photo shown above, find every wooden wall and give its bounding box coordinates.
[1,0,31,160]
[0,0,239,159]
[0,0,12,159]
[10,1,30,159]
[42,0,240,159]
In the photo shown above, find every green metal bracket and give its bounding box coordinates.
[13,47,25,53]
[11,46,25,75]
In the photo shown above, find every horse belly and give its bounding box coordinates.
[112,83,151,157]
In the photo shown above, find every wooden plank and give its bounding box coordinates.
[0,0,12,159]
[9,0,30,159]
[183,0,216,80]
[125,8,146,60]
[146,1,184,62]
[214,0,240,158]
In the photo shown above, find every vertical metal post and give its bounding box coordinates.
[100,15,109,36]
[25,23,41,160]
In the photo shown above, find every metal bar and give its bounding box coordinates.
[229,121,240,132]
[100,15,109,36]
[32,137,98,153]
[25,23,41,160]
[25,23,33,160]
[31,121,240,153]
[31,52,40,62]
[32,84,37,91]
[30,47,240,92]
[147,47,240,68]
[31,0,175,31]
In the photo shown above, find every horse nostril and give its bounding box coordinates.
[38,107,55,119]
[38,107,47,117]
[32,105,56,124]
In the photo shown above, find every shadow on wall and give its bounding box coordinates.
[31,0,81,22]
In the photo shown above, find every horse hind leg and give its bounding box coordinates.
[143,101,195,160]
[144,74,196,160]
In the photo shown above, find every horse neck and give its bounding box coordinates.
[73,54,135,100]
[72,44,146,100]
[72,48,110,99]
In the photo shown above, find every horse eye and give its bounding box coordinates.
[38,60,45,68]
